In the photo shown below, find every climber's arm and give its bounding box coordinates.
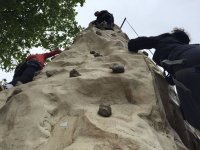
[43,48,62,59]
[128,36,158,53]
[26,54,36,60]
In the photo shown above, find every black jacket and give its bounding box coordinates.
[128,33,200,71]
[95,10,114,25]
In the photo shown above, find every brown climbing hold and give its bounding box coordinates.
[96,31,102,36]
[90,51,96,54]
[90,51,102,57]
[46,70,57,77]
[111,33,116,37]
[69,69,81,77]
[98,104,112,117]
[110,64,125,73]
[94,52,103,57]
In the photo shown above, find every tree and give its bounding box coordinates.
[0,0,85,71]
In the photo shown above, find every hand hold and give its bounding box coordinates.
[69,69,81,77]
[110,64,125,73]
[98,104,112,117]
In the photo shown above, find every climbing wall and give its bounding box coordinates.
[0,23,187,150]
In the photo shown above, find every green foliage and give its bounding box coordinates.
[0,0,85,71]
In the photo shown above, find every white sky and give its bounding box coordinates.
[0,0,199,82]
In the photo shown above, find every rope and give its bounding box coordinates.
[125,19,139,37]
[120,18,154,56]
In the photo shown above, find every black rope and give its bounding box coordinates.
[125,19,139,37]
[121,18,154,56]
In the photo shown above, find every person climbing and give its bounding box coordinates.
[92,10,114,30]
[128,28,200,130]
[4,48,62,89]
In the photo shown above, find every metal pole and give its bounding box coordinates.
[120,17,126,29]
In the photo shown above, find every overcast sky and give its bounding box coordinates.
[76,0,199,42]
[1,0,199,82]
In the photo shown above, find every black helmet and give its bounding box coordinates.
[171,28,190,44]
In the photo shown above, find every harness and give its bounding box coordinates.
[161,59,187,85]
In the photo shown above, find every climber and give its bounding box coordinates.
[92,10,114,30]
[4,48,62,89]
[128,28,200,130]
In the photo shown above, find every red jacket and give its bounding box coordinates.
[26,49,62,69]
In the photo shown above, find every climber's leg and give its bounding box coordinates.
[10,66,38,86]
[174,67,200,130]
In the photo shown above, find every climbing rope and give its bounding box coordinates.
[120,17,154,56]
[124,18,139,37]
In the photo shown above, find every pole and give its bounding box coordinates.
[120,17,126,29]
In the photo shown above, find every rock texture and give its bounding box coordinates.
[0,24,188,150]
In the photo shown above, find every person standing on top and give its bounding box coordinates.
[128,28,200,130]
[5,48,62,89]
[92,10,114,30]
